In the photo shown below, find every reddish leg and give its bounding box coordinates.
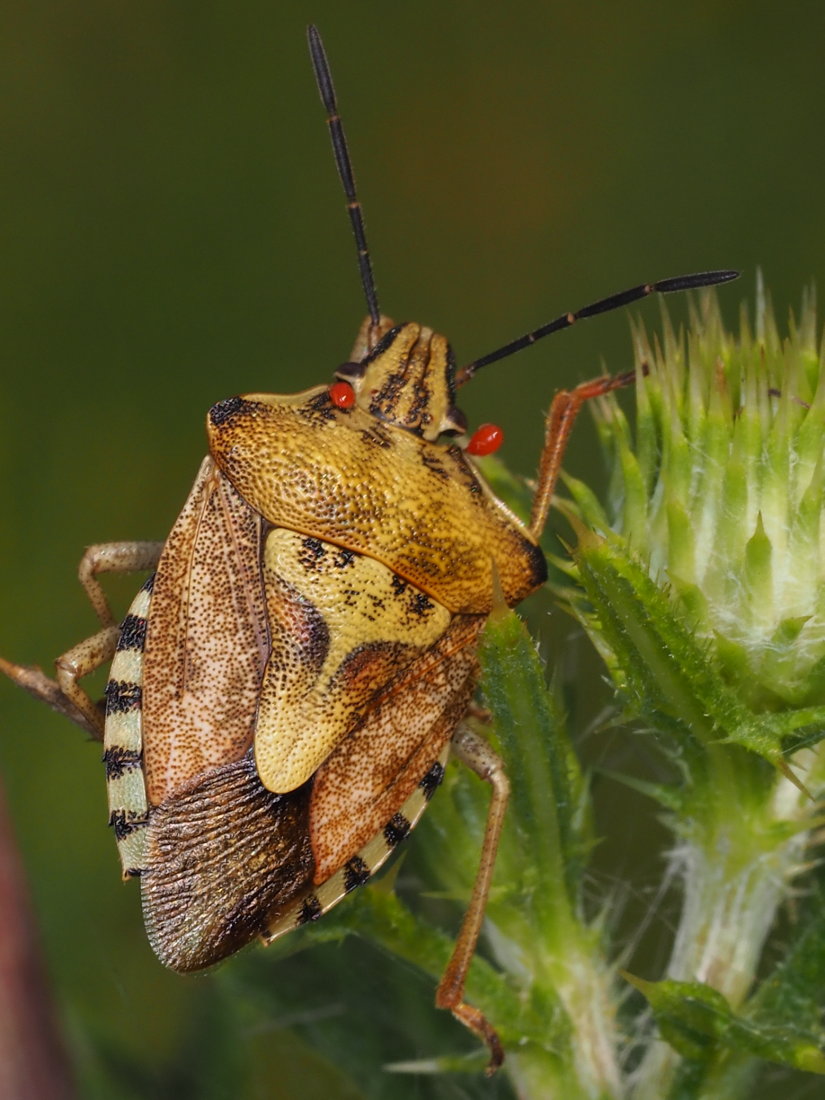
[436,724,511,1074]
[529,368,638,539]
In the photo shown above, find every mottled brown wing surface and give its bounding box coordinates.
[142,521,483,968]
[141,751,313,972]
[309,612,485,881]
[142,457,269,806]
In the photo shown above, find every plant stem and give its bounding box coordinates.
[632,752,816,1097]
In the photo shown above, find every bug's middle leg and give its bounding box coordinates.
[1,540,163,739]
[435,723,511,1073]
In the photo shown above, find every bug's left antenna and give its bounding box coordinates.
[308,25,381,327]
[456,269,739,385]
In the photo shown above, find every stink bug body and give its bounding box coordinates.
[0,25,737,1071]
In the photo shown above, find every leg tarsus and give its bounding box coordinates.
[0,656,102,739]
[465,700,492,724]
[436,724,511,1073]
[1,540,162,738]
[445,1000,504,1076]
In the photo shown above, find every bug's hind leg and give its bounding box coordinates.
[0,540,163,739]
[435,723,510,1074]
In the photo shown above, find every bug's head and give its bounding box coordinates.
[334,317,467,442]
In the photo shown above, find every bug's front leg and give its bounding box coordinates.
[529,369,638,540]
[0,540,163,739]
[77,541,165,627]
[436,723,510,1074]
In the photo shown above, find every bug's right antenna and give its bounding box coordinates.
[308,25,381,328]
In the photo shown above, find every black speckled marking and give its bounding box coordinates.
[343,855,371,893]
[421,450,451,481]
[298,536,327,571]
[419,760,445,801]
[409,591,434,618]
[105,679,142,714]
[102,745,142,779]
[391,574,407,596]
[362,325,403,365]
[384,812,412,847]
[108,809,149,840]
[333,547,357,568]
[116,613,147,652]
[446,445,484,495]
[300,390,338,422]
[140,572,156,594]
[359,425,392,448]
[209,395,253,427]
[297,894,323,925]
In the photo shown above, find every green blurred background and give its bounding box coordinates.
[1,1,824,1097]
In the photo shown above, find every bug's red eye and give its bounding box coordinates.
[466,423,504,456]
[329,381,356,408]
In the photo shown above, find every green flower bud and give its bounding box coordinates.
[559,284,825,761]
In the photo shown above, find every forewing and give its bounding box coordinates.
[262,745,451,943]
[142,457,269,806]
[141,751,313,972]
[309,612,485,881]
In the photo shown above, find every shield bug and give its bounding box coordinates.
[0,25,737,1071]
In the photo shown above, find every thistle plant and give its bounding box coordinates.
[246,285,825,1100]
[550,284,825,1097]
[63,288,825,1099]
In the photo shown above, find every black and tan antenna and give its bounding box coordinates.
[308,25,381,327]
[307,26,737,381]
[457,269,739,385]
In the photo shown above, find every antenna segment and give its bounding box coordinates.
[308,25,381,326]
[307,28,737,381]
[456,269,739,385]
